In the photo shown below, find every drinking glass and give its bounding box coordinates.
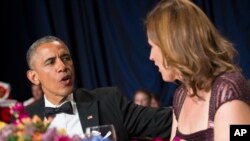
[85,124,117,141]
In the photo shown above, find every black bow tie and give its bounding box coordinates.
[44,101,73,118]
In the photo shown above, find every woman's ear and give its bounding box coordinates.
[27,70,40,85]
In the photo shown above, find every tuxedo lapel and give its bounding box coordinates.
[76,101,99,131]
[26,97,45,120]
[35,97,45,119]
[73,89,100,131]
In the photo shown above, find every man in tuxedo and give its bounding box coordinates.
[25,35,172,141]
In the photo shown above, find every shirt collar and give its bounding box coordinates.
[44,93,74,108]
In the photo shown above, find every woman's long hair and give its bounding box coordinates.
[145,0,239,96]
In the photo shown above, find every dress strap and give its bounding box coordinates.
[173,85,186,120]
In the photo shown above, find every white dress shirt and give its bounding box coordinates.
[44,94,84,137]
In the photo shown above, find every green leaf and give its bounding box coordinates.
[7,135,18,141]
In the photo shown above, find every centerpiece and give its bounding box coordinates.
[0,102,112,141]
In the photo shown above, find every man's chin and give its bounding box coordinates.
[60,87,74,95]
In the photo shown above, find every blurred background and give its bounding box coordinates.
[1,0,249,107]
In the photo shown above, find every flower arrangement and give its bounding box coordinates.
[0,102,53,141]
[0,102,97,141]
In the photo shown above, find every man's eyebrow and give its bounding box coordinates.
[44,56,55,63]
[61,53,71,56]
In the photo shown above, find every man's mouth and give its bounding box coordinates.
[60,75,71,85]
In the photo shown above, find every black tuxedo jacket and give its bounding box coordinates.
[26,87,172,141]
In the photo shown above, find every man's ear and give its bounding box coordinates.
[27,70,40,85]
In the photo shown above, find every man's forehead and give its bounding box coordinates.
[30,41,70,67]
[35,41,69,54]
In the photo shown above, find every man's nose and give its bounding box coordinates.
[56,59,67,72]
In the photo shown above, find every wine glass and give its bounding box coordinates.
[85,124,117,141]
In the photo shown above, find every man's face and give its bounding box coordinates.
[29,41,75,101]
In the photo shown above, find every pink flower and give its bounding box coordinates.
[10,102,29,120]
[55,135,73,141]
[11,102,25,113]
[153,137,169,141]
[18,113,29,120]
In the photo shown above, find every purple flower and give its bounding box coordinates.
[0,124,16,138]
[42,128,57,141]
[71,135,82,141]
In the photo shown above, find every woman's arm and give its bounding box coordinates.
[170,109,178,141]
[214,100,250,141]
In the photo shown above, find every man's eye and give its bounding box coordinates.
[62,55,71,61]
[45,59,54,65]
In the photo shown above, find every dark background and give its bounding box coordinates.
[1,0,249,107]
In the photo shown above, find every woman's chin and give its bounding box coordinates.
[162,76,169,82]
[162,75,175,82]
